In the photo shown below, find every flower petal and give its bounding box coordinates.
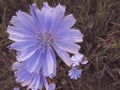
[42,7,55,32]
[56,14,76,34]
[8,34,34,42]
[53,4,66,32]
[55,40,80,54]
[44,77,49,90]
[12,62,20,70]
[16,46,37,61]
[55,29,83,43]
[81,61,88,64]
[39,73,44,90]
[48,83,56,90]
[15,70,28,83]
[34,75,40,89]
[27,74,38,89]
[30,3,42,30]
[16,10,38,32]
[7,26,34,38]
[26,50,41,73]
[10,41,35,51]
[43,47,56,76]
[71,53,84,62]
[21,73,34,87]
[41,3,66,34]
[53,45,72,66]
[10,11,36,33]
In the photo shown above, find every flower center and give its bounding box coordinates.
[35,32,54,50]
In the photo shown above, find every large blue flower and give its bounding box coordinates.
[7,2,83,77]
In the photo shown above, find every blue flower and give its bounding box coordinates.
[71,53,88,67]
[71,53,84,67]
[68,67,82,80]
[7,2,83,78]
[12,62,53,90]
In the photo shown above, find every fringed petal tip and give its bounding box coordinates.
[48,83,56,90]
[30,3,37,8]
[12,62,20,70]
[43,2,49,8]
[81,57,89,65]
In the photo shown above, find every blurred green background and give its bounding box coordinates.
[0,0,120,90]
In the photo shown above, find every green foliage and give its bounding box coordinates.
[0,0,120,90]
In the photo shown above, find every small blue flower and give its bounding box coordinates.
[71,53,88,67]
[12,62,51,90]
[68,67,82,80]
[71,53,84,66]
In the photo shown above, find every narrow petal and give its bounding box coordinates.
[53,4,66,29]
[7,26,34,38]
[56,14,76,34]
[15,70,28,83]
[30,3,41,30]
[62,14,76,28]
[34,75,40,89]
[71,53,84,62]
[44,77,49,90]
[43,8,55,32]
[43,47,56,76]
[21,73,34,87]
[10,13,36,33]
[55,29,83,43]
[33,52,46,74]
[41,2,66,33]
[8,34,34,42]
[26,50,41,73]
[31,4,45,33]
[27,74,38,89]
[12,62,20,70]
[40,2,56,33]
[48,83,56,90]
[39,73,44,90]
[50,48,57,77]
[55,40,80,54]
[19,72,30,83]
[16,46,37,61]
[16,10,38,32]
[53,45,72,66]
[81,61,88,64]
[10,41,35,51]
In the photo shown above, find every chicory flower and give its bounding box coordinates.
[7,2,83,77]
[68,67,82,80]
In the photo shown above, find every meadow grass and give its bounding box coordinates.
[0,0,120,90]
